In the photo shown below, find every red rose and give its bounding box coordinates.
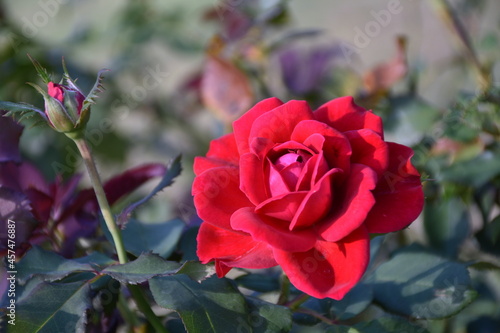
[193,97,424,300]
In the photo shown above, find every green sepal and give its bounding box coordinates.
[27,54,52,84]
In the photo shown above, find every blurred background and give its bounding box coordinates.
[1,0,500,331]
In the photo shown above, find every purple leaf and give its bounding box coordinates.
[67,163,167,218]
[0,187,39,256]
[57,212,98,258]
[116,157,181,227]
[278,44,341,95]
[0,112,23,163]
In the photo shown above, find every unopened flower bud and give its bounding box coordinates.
[44,92,75,133]
[48,82,85,120]
[22,57,107,139]
[43,82,88,134]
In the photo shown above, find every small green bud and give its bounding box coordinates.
[44,95,76,132]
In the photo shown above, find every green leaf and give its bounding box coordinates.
[352,316,430,333]
[0,101,47,127]
[475,213,500,255]
[176,261,216,283]
[385,96,439,146]
[367,235,385,271]
[245,297,293,333]
[485,214,500,244]
[469,261,500,271]
[89,275,121,317]
[101,253,181,284]
[178,226,200,261]
[369,244,477,319]
[330,282,373,320]
[11,280,91,333]
[121,218,185,258]
[236,273,280,293]
[117,155,182,226]
[324,325,353,333]
[424,197,470,258]
[441,152,500,187]
[73,252,116,269]
[150,275,251,333]
[17,246,94,283]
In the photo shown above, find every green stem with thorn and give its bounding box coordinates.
[73,136,168,333]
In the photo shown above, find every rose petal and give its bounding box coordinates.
[196,223,277,277]
[194,156,233,176]
[256,191,308,221]
[268,161,293,197]
[233,97,284,154]
[364,142,423,233]
[193,166,252,230]
[239,150,271,205]
[269,141,314,157]
[194,133,239,175]
[231,207,317,252]
[296,153,329,191]
[215,261,232,277]
[48,82,64,102]
[345,129,389,177]
[314,96,384,138]
[319,164,377,242]
[291,120,352,173]
[249,100,314,145]
[302,132,325,154]
[273,226,369,300]
[290,168,342,230]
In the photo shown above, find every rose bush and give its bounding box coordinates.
[193,97,424,299]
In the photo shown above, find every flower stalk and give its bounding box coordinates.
[429,0,491,91]
[73,137,168,333]
[74,138,128,264]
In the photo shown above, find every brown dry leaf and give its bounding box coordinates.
[201,54,254,124]
[363,36,408,95]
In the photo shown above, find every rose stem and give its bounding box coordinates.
[277,274,291,305]
[285,293,310,310]
[73,138,168,333]
[294,308,338,326]
[429,0,491,91]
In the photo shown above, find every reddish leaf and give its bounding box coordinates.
[201,55,254,124]
[67,163,167,217]
[363,36,408,95]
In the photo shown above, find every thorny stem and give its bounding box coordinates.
[73,137,168,333]
[429,0,491,91]
[128,285,168,333]
[277,274,291,305]
[117,293,141,328]
[295,308,338,326]
[285,293,310,310]
[74,138,128,264]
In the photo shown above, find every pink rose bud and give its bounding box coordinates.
[44,82,87,133]
[48,82,85,119]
